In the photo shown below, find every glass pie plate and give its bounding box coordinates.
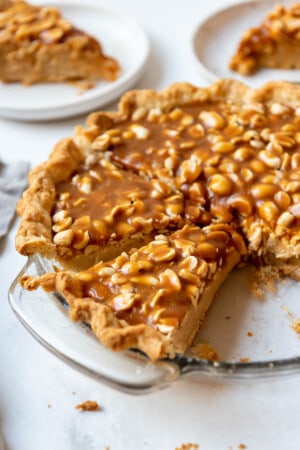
[8,255,300,394]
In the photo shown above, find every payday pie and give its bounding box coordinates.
[0,0,120,86]
[17,79,300,360]
[229,3,300,75]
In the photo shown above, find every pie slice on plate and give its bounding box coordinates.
[0,0,120,85]
[229,3,300,75]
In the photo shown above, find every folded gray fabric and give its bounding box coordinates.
[0,160,30,239]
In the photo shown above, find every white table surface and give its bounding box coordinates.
[1,0,300,449]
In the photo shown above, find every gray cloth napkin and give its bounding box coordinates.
[0,160,30,239]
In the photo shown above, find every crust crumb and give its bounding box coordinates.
[75,400,101,411]
[191,342,219,361]
[247,331,253,337]
[175,444,199,450]
[291,318,300,335]
[250,265,281,299]
[238,445,247,449]
[240,357,250,363]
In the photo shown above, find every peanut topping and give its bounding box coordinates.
[52,158,186,257]
[76,225,242,332]
[93,99,300,233]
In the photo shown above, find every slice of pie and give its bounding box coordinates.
[20,224,244,361]
[0,0,120,85]
[229,3,300,75]
[16,79,300,360]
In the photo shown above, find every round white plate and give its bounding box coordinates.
[192,0,299,87]
[0,2,150,121]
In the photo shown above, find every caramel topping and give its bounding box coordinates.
[75,224,242,333]
[91,102,300,233]
[52,158,185,257]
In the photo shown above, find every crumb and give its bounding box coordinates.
[75,400,101,411]
[68,79,96,94]
[191,342,219,361]
[225,315,231,320]
[281,305,293,319]
[238,445,247,449]
[250,264,281,298]
[47,404,51,408]
[240,357,250,363]
[174,444,199,450]
[269,349,273,353]
[291,317,300,334]
[247,331,253,337]
[72,391,76,395]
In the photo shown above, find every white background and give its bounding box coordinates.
[1,0,300,449]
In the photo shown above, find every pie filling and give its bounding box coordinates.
[0,0,120,85]
[16,80,300,360]
[229,4,300,75]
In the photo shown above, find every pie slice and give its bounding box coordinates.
[229,3,300,75]
[20,224,244,361]
[0,0,120,85]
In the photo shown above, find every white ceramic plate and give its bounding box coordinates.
[192,0,299,87]
[0,2,150,121]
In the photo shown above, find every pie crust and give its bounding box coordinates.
[16,78,300,360]
[0,0,120,85]
[229,3,300,75]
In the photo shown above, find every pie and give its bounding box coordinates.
[0,0,120,85]
[17,79,300,360]
[229,3,300,75]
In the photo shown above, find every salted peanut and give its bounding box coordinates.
[274,191,291,209]
[219,159,239,174]
[270,103,290,115]
[228,194,253,216]
[291,153,300,169]
[243,130,260,142]
[208,174,233,196]
[233,147,255,162]
[199,111,225,129]
[280,153,291,170]
[258,150,281,169]
[52,216,72,233]
[53,229,74,246]
[52,210,69,223]
[285,181,300,193]
[277,211,294,227]
[240,167,254,183]
[116,222,136,237]
[271,132,296,148]
[178,158,202,184]
[92,134,111,151]
[260,128,272,142]
[168,108,184,120]
[179,141,195,149]
[188,123,205,138]
[196,242,217,260]
[181,114,194,126]
[130,124,150,140]
[250,139,264,149]
[250,183,278,199]
[73,230,90,249]
[250,114,267,128]
[131,107,147,121]
[112,293,137,311]
[146,107,162,122]
[149,246,176,263]
[258,201,280,224]
[212,141,234,154]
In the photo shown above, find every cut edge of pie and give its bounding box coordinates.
[0,0,120,86]
[229,3,300,75]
